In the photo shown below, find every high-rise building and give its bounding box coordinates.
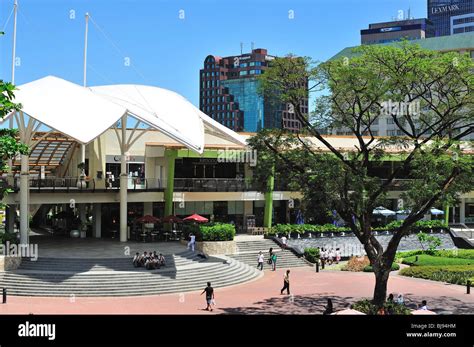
[361,18,434,45]
[328,33,474,139]
[428,0,474,36]
[199,48,308,133]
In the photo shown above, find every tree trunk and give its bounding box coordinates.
[372,264,391,307]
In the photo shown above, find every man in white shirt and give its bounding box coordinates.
[188,233,196,252]
[257,251,264,270]
[281,236,287,248]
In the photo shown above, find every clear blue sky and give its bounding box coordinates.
[1,0,427,106]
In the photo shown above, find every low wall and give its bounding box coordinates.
[0,256,22,271]
[180,239,237,255]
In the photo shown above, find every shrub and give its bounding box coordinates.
[402,255,474,266]
[304,248,320,263]
[267,223,350,236]
[396,249,474,261]
[399,265,474,285]
[199,223,235,241]
[352,299,412,315]
[416,232,442,254]
[363,263,400,272]
[0,231,17,244]
[342,255,370,272]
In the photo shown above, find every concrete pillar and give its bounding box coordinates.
[93,203,102,238]
[144,202,153,216]
[19,154,29,245]
[6,205,16,233]
[164,150,177,217]
[263,167,275,228]
[460,198,466,224]
[119,153,128,242]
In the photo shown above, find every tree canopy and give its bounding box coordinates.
[251,42,474,306]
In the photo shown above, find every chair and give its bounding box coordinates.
[140,231,148,242]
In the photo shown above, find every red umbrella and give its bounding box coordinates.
[183,214,209,223]
[135,215,160,223]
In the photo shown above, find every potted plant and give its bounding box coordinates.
[77,162,86,189]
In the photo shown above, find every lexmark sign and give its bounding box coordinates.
[380,27,401,32]
[431,4,460,14]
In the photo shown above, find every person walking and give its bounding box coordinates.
[187,233,196,252]
[271,252,277,271]
[257,251,264,271]
[201,282,215,312]
[280,269,290,295]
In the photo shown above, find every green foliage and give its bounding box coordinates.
[304,247,320,263]
[399,265,474,285]
[268,223,350,236]
[0,81,29,210]
[199,223,236,241]
[396,249,474,261]
[352,299,411,315]
[402,254,473,266]
[0,230,18,244]
[417,232,442,254]
[363,263,400,272]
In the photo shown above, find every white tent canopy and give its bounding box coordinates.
[3,76,128,144]
[2,76,247,153]
[90,84,246,150]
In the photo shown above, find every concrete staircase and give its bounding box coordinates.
[0,250,261,297]
[228,239,311,270]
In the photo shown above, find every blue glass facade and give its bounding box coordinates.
[220,78,264,132]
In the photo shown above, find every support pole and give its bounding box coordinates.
[444,203,449,225]
[164,150,176,217]
[7,0,19,182]
[119,116,128,242]
[263,167,274,228]
[93,203,102,238]
[6,205,16,233]
[19,154,29,245]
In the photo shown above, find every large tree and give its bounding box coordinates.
[0,81,28,214]
[251,43,474,306]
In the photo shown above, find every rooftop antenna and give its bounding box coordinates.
[407,7,411,20]
[240,42,243,55]
[251,41,254,51]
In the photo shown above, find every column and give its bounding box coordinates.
[6,205,16,233]
[460,198,466,224]
[19,154,29,244]
[444,203,449,225]
[144,202,153,216]
[93,203,102,238]
[119,152,128,242]
[263,168,274,228]
[164,150,177,217]
[119,115,128,242]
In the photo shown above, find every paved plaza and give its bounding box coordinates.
[0,267,472,315]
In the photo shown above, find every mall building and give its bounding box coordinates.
[1,75,473,246]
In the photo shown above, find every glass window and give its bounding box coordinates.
[240,63,248,68]
[239,71,248,76]
[249,70,255,74]
[249,62,255,66]
[254,69,261,74]
[386,118,395,125]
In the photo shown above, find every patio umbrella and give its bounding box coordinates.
[430,208,444,215]
[331,308,366,315]
[135,215,160,223]
[411,309,437,315]
[161,215,183,223]
[373,206,396,216]
[183,214,209,223]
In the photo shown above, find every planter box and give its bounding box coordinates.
[180,239,236,255]
[0,255,22,271]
